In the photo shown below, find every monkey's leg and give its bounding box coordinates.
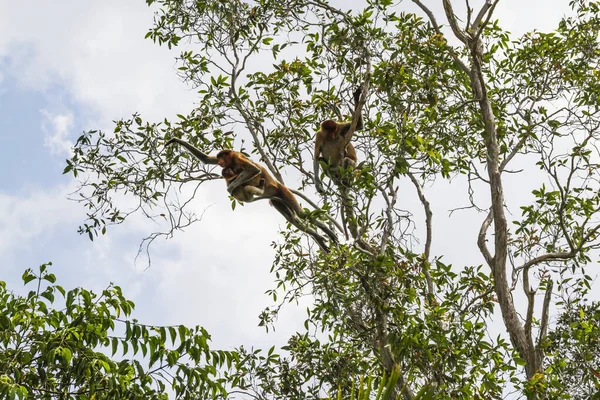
[227,168,261,194]
[305,227,330,253]
[336,157,356,188]
[240,192,265,204]
[342,157,356,169]
[268,195,339,244]
[234,186,265,203]
[244,186,264,198]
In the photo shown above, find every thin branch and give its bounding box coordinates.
[523,266,535,359]
[465,0,473,30]
[517,219,600,271]
[407,173,433,260]
[442,0,469,44]
[412,0,470,75]
[407,172,434,294]
[500,132,530,172]
[518,251,574,271]
[477,209,494,267]
[461,287,494,315]
[536,279,554,364]
[474,0,500,40]
[290,188,345,234]
[470,0,492,31]
[347,57,372,139]
[378,184,397,256]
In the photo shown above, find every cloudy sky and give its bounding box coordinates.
[0,0,586,366]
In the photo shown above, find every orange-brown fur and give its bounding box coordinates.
[313,87,363,193]
[315,121,358,168]
[221,167,265,203]
[217,150,302,213]
[166,139,337,251]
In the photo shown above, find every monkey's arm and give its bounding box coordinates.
[338,87,365,144]
[166,138,219,164]
[227,162,261,194]
[313,137,324,193]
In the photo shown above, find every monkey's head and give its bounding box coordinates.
[321,120,338,138]
[216,149,234,167]
[221,167,236,179]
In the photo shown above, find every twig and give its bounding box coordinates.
[291,188,345,234]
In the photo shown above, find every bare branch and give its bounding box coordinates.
[407,172,434,294]
[465,0,473,30]
[500,133,530,172]
[519,251,574,271]
[523,266,535,360]
[411,0,470,74]
[290,189,345,234]
[461,287,494,316]
[477,209,494,267]
[442,0,469,44]
[474,0,500,40]
[378,183,397,256]
[470,0,492,31]
[347,56,372,139]
[411,0,442,32]
[536,279,554,364]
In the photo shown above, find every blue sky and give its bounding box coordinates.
[0,0,594,379]
[0,0,305,352]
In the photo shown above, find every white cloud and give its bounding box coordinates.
[0,0,196,124]
[0,169,306,350]
[495,0,573,35]
[41,110,74,156]
[1,1,596,385]
[0,184,78,255]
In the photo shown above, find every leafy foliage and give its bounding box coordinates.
[544,302,600,399]
[61,0,600,398]
[0,264,233,400]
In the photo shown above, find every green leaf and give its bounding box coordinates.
[515,357,527,366]
[40,291,54,303]
[22,270,36,285]
[62,347,72,364]
[169,326,177,345]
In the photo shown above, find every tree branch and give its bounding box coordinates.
[347,56,372,139]
[477,209,494,267]
[523,266,535,363]
[378,179,399,253]
[290,188,345,234]
[474,0,500,40]
[411,0,470,75]
[442,0,469,44]
[407,172,434,295]
[470,0,492,31]
[519,251,574,271]
[536,279,554,366]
